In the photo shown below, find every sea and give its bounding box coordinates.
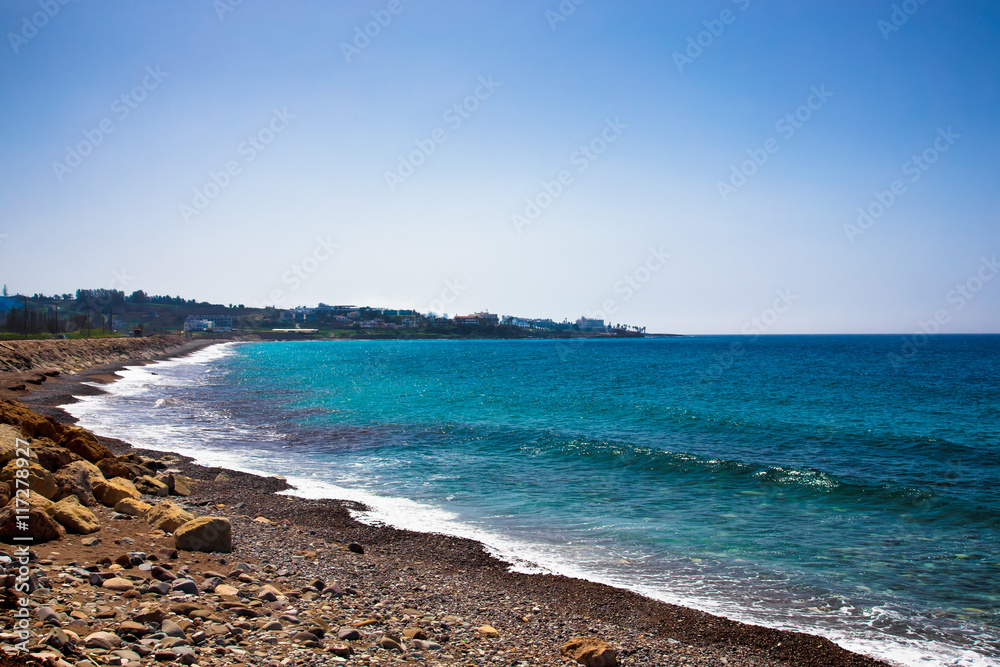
[64,336,1000,667]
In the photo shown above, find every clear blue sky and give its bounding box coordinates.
[1,0,997,334]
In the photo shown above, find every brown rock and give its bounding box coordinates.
[58,426,113,463]
[49,495,101,534]
[0,481,9,507]
[478,625,500,638]
[93,476,141,507]
[53,460,102,507]
[171,474,193,497]
[0,459,58,498]
[103,577,135,592]
[560,637,618,667]
[97,457,131,480]
[0,423,33,467]
[145,501,194,533]
[114,497,153,516]
[133,607,168,624]
[0,399,64,441]
[0,505,65,542]
[174,516,232,553]
[402,627,428,640]
[135,475,170,497]
[27,437,76,472]
[7,489,54,511]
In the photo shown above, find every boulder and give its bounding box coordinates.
[145,501,194,533]
[48,495,101,534]
[6,490,54,511]
[0,506,65,542]
[0,424,35,467]
[58,426,113,463]
[114,497,153,517]
[29,437,76,472]
[53,460,102,507]
[93,477,140,507]
[97,458,131,481]
[560,637,618,667]
[0,399,64,441]
[135,475,170,497]
[0,459,58,499]
[174,516,232,553]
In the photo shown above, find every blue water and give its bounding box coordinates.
[67,336,1000,666]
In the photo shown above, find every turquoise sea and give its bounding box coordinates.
[66,336,1000,666]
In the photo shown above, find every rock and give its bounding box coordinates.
[135,475,170,497]
[0,481,9,507]
[337,627,361,641]
[174,516,232,553]
[154,649,179,662]
[29,437,76,472]
[36,606,61,625]
[151,583,174,597]
[161,619,185,638]
[348,543,365,554]
[478,625,499,638]
[0,459,58,498]
[0,506,65,542]
[560,637,618,667]
[59,427,114,463]
[114,497,152,516]
[213,583,239,596]
[85,631,123,650]
[171,474,193,497]
[158,547,179,559]
[150,565,176,582]
[403,627,428,640]
[102,577,135,592]
[42,627,72,650]
[93,477,141,507]
[48,495,101,534]
[97,457,131,480]
[53,460,102,507]
[133,607,168,624]
[82,536,100,546]
[144,501,194,533]
[118,621,148,637]
[6,489,53,511]
[171,578,199,595]
[380,636,404,651]
[293,631,319,642]
[260,621,283,631]
[0,424,34,467]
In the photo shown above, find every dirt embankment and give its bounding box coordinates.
[0,337,190,375]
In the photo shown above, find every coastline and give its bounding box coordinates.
[1,340,893,667]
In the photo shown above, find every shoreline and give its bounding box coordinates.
[2,339,893,667]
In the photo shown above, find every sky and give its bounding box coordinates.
[1,0,998,334]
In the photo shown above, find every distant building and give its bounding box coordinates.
[183,315,233,332]
[455,311,499,327]
[576,317,605,331]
